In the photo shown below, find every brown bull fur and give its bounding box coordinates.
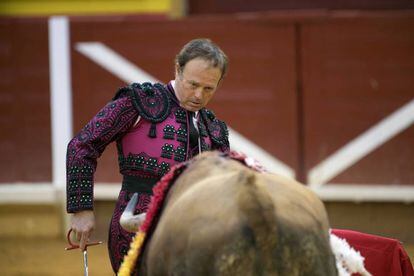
[137,151,338,275]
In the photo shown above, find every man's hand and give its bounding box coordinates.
[70,210,95,251]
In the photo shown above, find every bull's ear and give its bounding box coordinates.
[120,193,147,232]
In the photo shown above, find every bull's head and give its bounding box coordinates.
[119,193,147,232]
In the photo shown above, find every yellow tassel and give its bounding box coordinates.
[118,231,146,276]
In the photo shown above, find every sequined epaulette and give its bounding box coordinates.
[112,85,133,101]
[200,108,230,148]
[128,82,171,138]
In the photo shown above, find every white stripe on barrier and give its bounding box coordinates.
[48,16,73,189]
[75,42,158,84]
[0,184,57,204]
[308,98,414,188]
[1,183,413,203]
[229,128,295,178]
[311,184,414,203]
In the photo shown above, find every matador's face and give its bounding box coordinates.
[174,57,222,112]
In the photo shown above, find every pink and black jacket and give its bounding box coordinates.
[66,82,229,213]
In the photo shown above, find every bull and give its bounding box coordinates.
[120,151,338,275]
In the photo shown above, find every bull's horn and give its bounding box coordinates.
[119,193,147,232]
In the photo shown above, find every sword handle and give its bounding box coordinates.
[65,229,103,250]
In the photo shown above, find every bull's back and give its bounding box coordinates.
[139,155,337,275]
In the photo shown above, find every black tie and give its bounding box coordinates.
[188,112,199,157]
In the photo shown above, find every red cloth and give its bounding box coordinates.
[332,229,414,276]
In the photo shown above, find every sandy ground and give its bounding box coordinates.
[0,237,413,275]
[0,237,113,275]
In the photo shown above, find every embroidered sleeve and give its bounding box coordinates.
[66,94,139,213]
